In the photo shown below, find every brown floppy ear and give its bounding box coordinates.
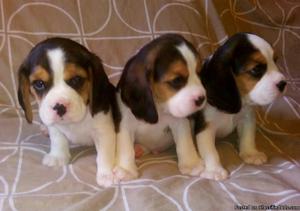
[88,53,112,116]
[200,34,247,113]
[18,63,33,123]
[118,56,158,124]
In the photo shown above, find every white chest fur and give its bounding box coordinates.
[55,112,94,145]
[118,95,175,152]
[54,111,108,145]
[204,104,247,138]
[134,115,174,152]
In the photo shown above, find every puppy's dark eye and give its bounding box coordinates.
[248,64,266,78]
[32,80,46,91]
[167,76,187,89]
[67,76,85,89]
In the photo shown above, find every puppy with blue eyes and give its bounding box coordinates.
[114,34,207,181]
[18,38,119,187]
[194,33,287,180]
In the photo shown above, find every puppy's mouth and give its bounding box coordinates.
[42,110,87,126]
[46,115,68,126]
[170,103,206,118]
[56,113,86,124]
[246,91,282,106]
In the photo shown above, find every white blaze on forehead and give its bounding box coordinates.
[176,43,199,84]
[247,34,273,60]
[246,34,285,105]
[47,48,65,85]
[247,33,282,76]
[166,42,206,118]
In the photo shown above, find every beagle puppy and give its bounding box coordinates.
[18,37,120,187]
[194,33,287,180]
[114,34,207,181]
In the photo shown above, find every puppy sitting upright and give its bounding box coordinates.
[115,34,207,181]
[195,33,286,180]
[18,38,119,187]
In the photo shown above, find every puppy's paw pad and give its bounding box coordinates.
[42,153,70,167]
[179,160,205,176]
[113,166,138,182]
[97,172,116,187]
[201,166,228,181]
[240,151,267,165]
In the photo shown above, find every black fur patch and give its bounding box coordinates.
[200,33,259,114]
[118,57,158,124]
[117,34,198,124]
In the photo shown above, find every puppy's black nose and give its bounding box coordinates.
[276,80,287,92]
[53,103,67,117]
[195,96,205,107]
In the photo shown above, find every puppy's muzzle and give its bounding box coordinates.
[276,80,287,93]
[53,103,67,117]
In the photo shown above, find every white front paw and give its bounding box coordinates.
[240,151,267,165]
[113,165,138,182]
[201,165,228,181]
[178,158,205,176]
[96,171,117,187]
[42,153,70,166]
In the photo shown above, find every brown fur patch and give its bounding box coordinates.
[195,56,202,75]
[79,80,90,103]
[235,52,262,95]
[166,60,189,78]
[19,74,33,122]
[29,66,50,82]
[235,73,258,96]
[251,51,267,64]
[152,60,188,102]
[29,66,51,101]
[64,63,88,80]
[64,63,89,103]
[152,80,175,103]
[243,51,267,71]
[30,87,42,105]
[235,52,266,96]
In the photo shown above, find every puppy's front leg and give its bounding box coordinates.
[43,126,71,166]
[238,107,267,165]
[92,121,116,187]
[114,127,138,182]
[196,123,228,180]
[170,119,204,176]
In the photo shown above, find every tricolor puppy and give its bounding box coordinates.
[115,34,206,181]
[18,37,119,187]
[195,33,287,180]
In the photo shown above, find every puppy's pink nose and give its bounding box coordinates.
[53,103,67,117]
[195,96,205,107]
